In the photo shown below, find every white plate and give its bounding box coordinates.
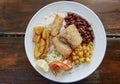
[24,1,106,83]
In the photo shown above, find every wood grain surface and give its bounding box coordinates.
[0,0,120,84]
[0,37,120,84]
[0,0,119,34]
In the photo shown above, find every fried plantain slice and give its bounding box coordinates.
[40,38,50,59]
[42,28,50,39]
[34,38,45,58]
[34,26,44,35]
[32,34,41,43]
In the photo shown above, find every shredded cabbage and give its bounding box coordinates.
[45,51,63,63]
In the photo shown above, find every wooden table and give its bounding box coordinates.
[0,0,120,84]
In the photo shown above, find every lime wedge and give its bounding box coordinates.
[36,59,49,72]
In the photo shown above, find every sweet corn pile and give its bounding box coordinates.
[72,42,94,65]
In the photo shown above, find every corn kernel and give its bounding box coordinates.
[73,56,77,60]
[86,52,89,57]
[84,50,87,53]
[75,60,80,64]
[87,47,90,51]
[83,46,86,50]
[78,52,83,56]
[89,50,93,55]
[88,53,92,58]
[86,57,91,64]
[80,58,84,62]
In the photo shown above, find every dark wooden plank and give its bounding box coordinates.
[0,37,48,84]
[0,37,120,84]
[75,0,120,35]
[0,0,120,34]
[0,0,60,32]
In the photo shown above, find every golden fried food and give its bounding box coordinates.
[59,24,82,49]
[42,28,50,39]
[33,26,44,43]
[34,45,41,58]
[52,37,72,58]
[39,28,51,58]
[34,26,44,35]
[34,39,45,58]
[32,34,41,43]
[51,15,63,36]
[41,39,50,59]
[33,26,51,59]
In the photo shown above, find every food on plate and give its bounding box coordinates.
[32,12,94,75]
[41,28,51,58]
[42,28,51,39]
[64,13,94,44]
[34,45,41,58]
[32,34,41,43]
[41,39,50,58]
[51,15,63,36]
[34,39,45,58]
[45,51,63,63]
[50,60,73,76]
[32,26,44,43]
[36,59,49,72]
[58,24,82,49]
[33,27,50,59]
[72,42,94,65]
[34,26,44,35]
[52,37,72,58]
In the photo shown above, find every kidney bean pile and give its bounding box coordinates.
[64,13,94,44]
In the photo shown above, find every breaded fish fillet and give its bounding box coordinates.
[51,15,63,36]
[59,24,82,49]
[52,37,72,58]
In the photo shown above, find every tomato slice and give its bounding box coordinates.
[50,60,73,76]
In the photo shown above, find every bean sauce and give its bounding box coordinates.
[64,13,94,44]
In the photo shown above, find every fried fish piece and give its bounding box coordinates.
[52,37,72,58]
[58,24,82,49]
[51,15,63,36]
[34,39,45,58]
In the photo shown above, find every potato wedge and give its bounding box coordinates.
[34,26,44,35]
[42,28,50,39]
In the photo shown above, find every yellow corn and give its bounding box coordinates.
[71,42,94,65]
